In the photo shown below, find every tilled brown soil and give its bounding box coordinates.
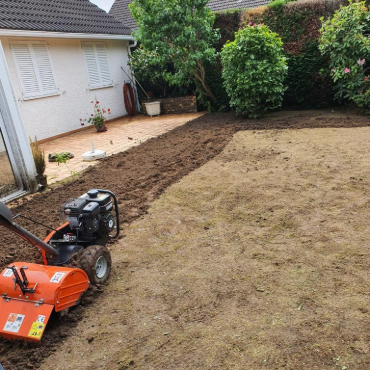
[1,110,370,369]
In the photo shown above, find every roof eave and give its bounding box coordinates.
[0,29,134,40]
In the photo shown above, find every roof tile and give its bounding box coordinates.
[0,0,132,35]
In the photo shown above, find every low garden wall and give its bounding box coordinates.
[141,96,198,115]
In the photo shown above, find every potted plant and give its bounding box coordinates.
[29,137,47,187]
[81,100,111,132]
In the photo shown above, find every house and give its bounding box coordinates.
[0,0,134,201]
[109,0,270,30]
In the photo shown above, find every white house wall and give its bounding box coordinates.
[0,135,5,152]
[0,37,131,141]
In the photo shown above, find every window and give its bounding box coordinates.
[11,42,58,100]
[81,43,113,89]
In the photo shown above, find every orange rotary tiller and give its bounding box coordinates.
[0,189,120,342]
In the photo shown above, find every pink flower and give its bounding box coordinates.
[358,58,365,66]
[249,22,253,26]
[90,101,93,103]
[96,101,99,104]
[344,68,350,74]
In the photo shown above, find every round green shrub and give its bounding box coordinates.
[221,24,288,117]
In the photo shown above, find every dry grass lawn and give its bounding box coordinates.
[40,126,370,370]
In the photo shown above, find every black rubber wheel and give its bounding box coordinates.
[79,245,111,285]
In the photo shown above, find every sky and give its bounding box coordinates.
[89,0,116,12]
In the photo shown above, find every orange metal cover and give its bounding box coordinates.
[0,299,53,342]
[0,262,89,341]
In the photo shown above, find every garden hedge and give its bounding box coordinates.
[133,0,350,110]
[210,0,349,109]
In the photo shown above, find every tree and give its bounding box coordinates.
[130,0,219,102]
[221,24,287,117]
[128,46,169,97]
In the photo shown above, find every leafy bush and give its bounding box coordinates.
[129,46,170,97]
[214,10,241,51]
[221,24,288,117]
[130,0,220,103]
[319,1,370,111]
[284,41,333,107]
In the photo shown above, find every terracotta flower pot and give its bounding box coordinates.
[37,174,47,187]
[95,125,107,132]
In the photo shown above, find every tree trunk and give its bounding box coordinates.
[194,60,216,102]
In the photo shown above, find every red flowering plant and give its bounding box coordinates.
[80,100,111,127]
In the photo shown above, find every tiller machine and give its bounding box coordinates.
[0,189,119,342]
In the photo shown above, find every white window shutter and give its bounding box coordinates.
[31,44,57,94]
[11,43,40,97]
[82,43,101,88]
[82,43,112,89]
[95,43,112,86]
[11,42,58,99]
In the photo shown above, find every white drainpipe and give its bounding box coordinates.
[127,40,141,112]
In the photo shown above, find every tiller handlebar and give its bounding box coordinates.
[0,202,59,258]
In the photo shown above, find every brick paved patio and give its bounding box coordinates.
[41,113,203,184]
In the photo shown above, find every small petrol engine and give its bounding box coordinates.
[63,189,116,237]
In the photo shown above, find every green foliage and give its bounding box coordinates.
[284,41,333,107]
[128,46,169,96]
[53,153,70,166]
[213,3,337,109]
[221,25,288,117]
[268,0,296,11]
[29,137,46,176]
[209,10,242,111]
[130,0,220,102]
[53,153,78,178]
[239,0,348,107]
[81,100,110,127]
[204,58,230,111]
[214,10,241,51]
[319,1,370,111]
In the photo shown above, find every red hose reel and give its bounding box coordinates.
[123,83,137,116]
